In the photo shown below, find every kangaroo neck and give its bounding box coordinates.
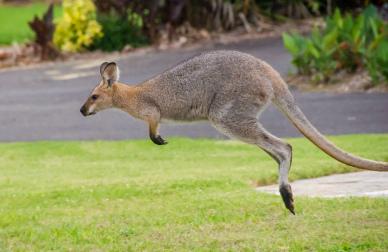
[112,82,140,111]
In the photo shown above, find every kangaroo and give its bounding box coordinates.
[80,50,388,214]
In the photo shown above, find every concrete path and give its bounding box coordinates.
[256,171,388,197]
[0,37,387,142]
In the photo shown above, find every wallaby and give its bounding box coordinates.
[80,50,388,214]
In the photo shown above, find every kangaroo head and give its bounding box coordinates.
[80,62,120,116]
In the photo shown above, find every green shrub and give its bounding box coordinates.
[282,27,337,82]
[283,5,388,83]
[366,40,388,83]
[54,0,102,52]
[91,11,148,52]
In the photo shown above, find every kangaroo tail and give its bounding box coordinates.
[274,92,388,172]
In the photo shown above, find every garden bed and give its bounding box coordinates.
[284,6,388,93]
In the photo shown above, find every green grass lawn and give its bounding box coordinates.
[0,3,62,45]
[0,134,387,251]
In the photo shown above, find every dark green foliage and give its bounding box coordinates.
[91,13,148,52]
[256,0,318,19]
[283,5,388,83]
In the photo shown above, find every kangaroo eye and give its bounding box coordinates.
[91,95,99,100]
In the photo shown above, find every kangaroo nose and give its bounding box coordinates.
[80,106,87,116]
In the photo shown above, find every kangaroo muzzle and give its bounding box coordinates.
[80,105,96,116]
[80,105,88,116]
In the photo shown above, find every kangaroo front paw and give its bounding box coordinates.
[280,184,295,215]
[150,135,168,145]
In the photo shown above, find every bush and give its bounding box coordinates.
[91,11,148,52]
[54,0,102,52]
[283,5,388,83]
[366,40,388,83]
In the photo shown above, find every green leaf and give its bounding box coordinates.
[323,28,338,50]
[282,33,301,55]
[369,18,379,38]
[307,41,320,59]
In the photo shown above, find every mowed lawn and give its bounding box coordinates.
[0,3,62,45]
[0,135,387,251]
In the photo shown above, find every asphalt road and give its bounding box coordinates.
[0,37,387,142]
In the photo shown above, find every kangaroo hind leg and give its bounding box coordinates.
[257,129,294,215]
[210,115,294,214]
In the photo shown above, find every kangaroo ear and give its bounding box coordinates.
[100,62,109,76]
[101,62,119,87]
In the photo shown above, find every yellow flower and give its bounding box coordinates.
[54,0,103,52]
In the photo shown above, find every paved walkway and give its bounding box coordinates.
[256,171,388,197]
